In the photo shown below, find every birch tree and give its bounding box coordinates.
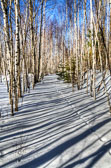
[14,0,20,111]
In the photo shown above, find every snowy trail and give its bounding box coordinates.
[0,74,111,168]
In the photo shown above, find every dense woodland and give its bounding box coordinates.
[0,0,111,116]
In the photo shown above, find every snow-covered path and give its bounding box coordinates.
[0,74,111,168]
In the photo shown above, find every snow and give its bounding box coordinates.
[0,74,111,168]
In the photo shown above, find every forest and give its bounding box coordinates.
[0,0,111,114]
[0,0,111,168]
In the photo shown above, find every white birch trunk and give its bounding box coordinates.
[14,0,20,111]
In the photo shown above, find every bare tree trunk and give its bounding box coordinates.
[9,0,14,115]
[90,0,96,100]
[1,0,14,115]
[14,0,20,111]
[38,0,44,80]
[77,6,80,89]
[81,0,86,88]
[29,0,36,88]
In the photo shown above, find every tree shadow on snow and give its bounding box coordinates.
[1,75,111,168]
